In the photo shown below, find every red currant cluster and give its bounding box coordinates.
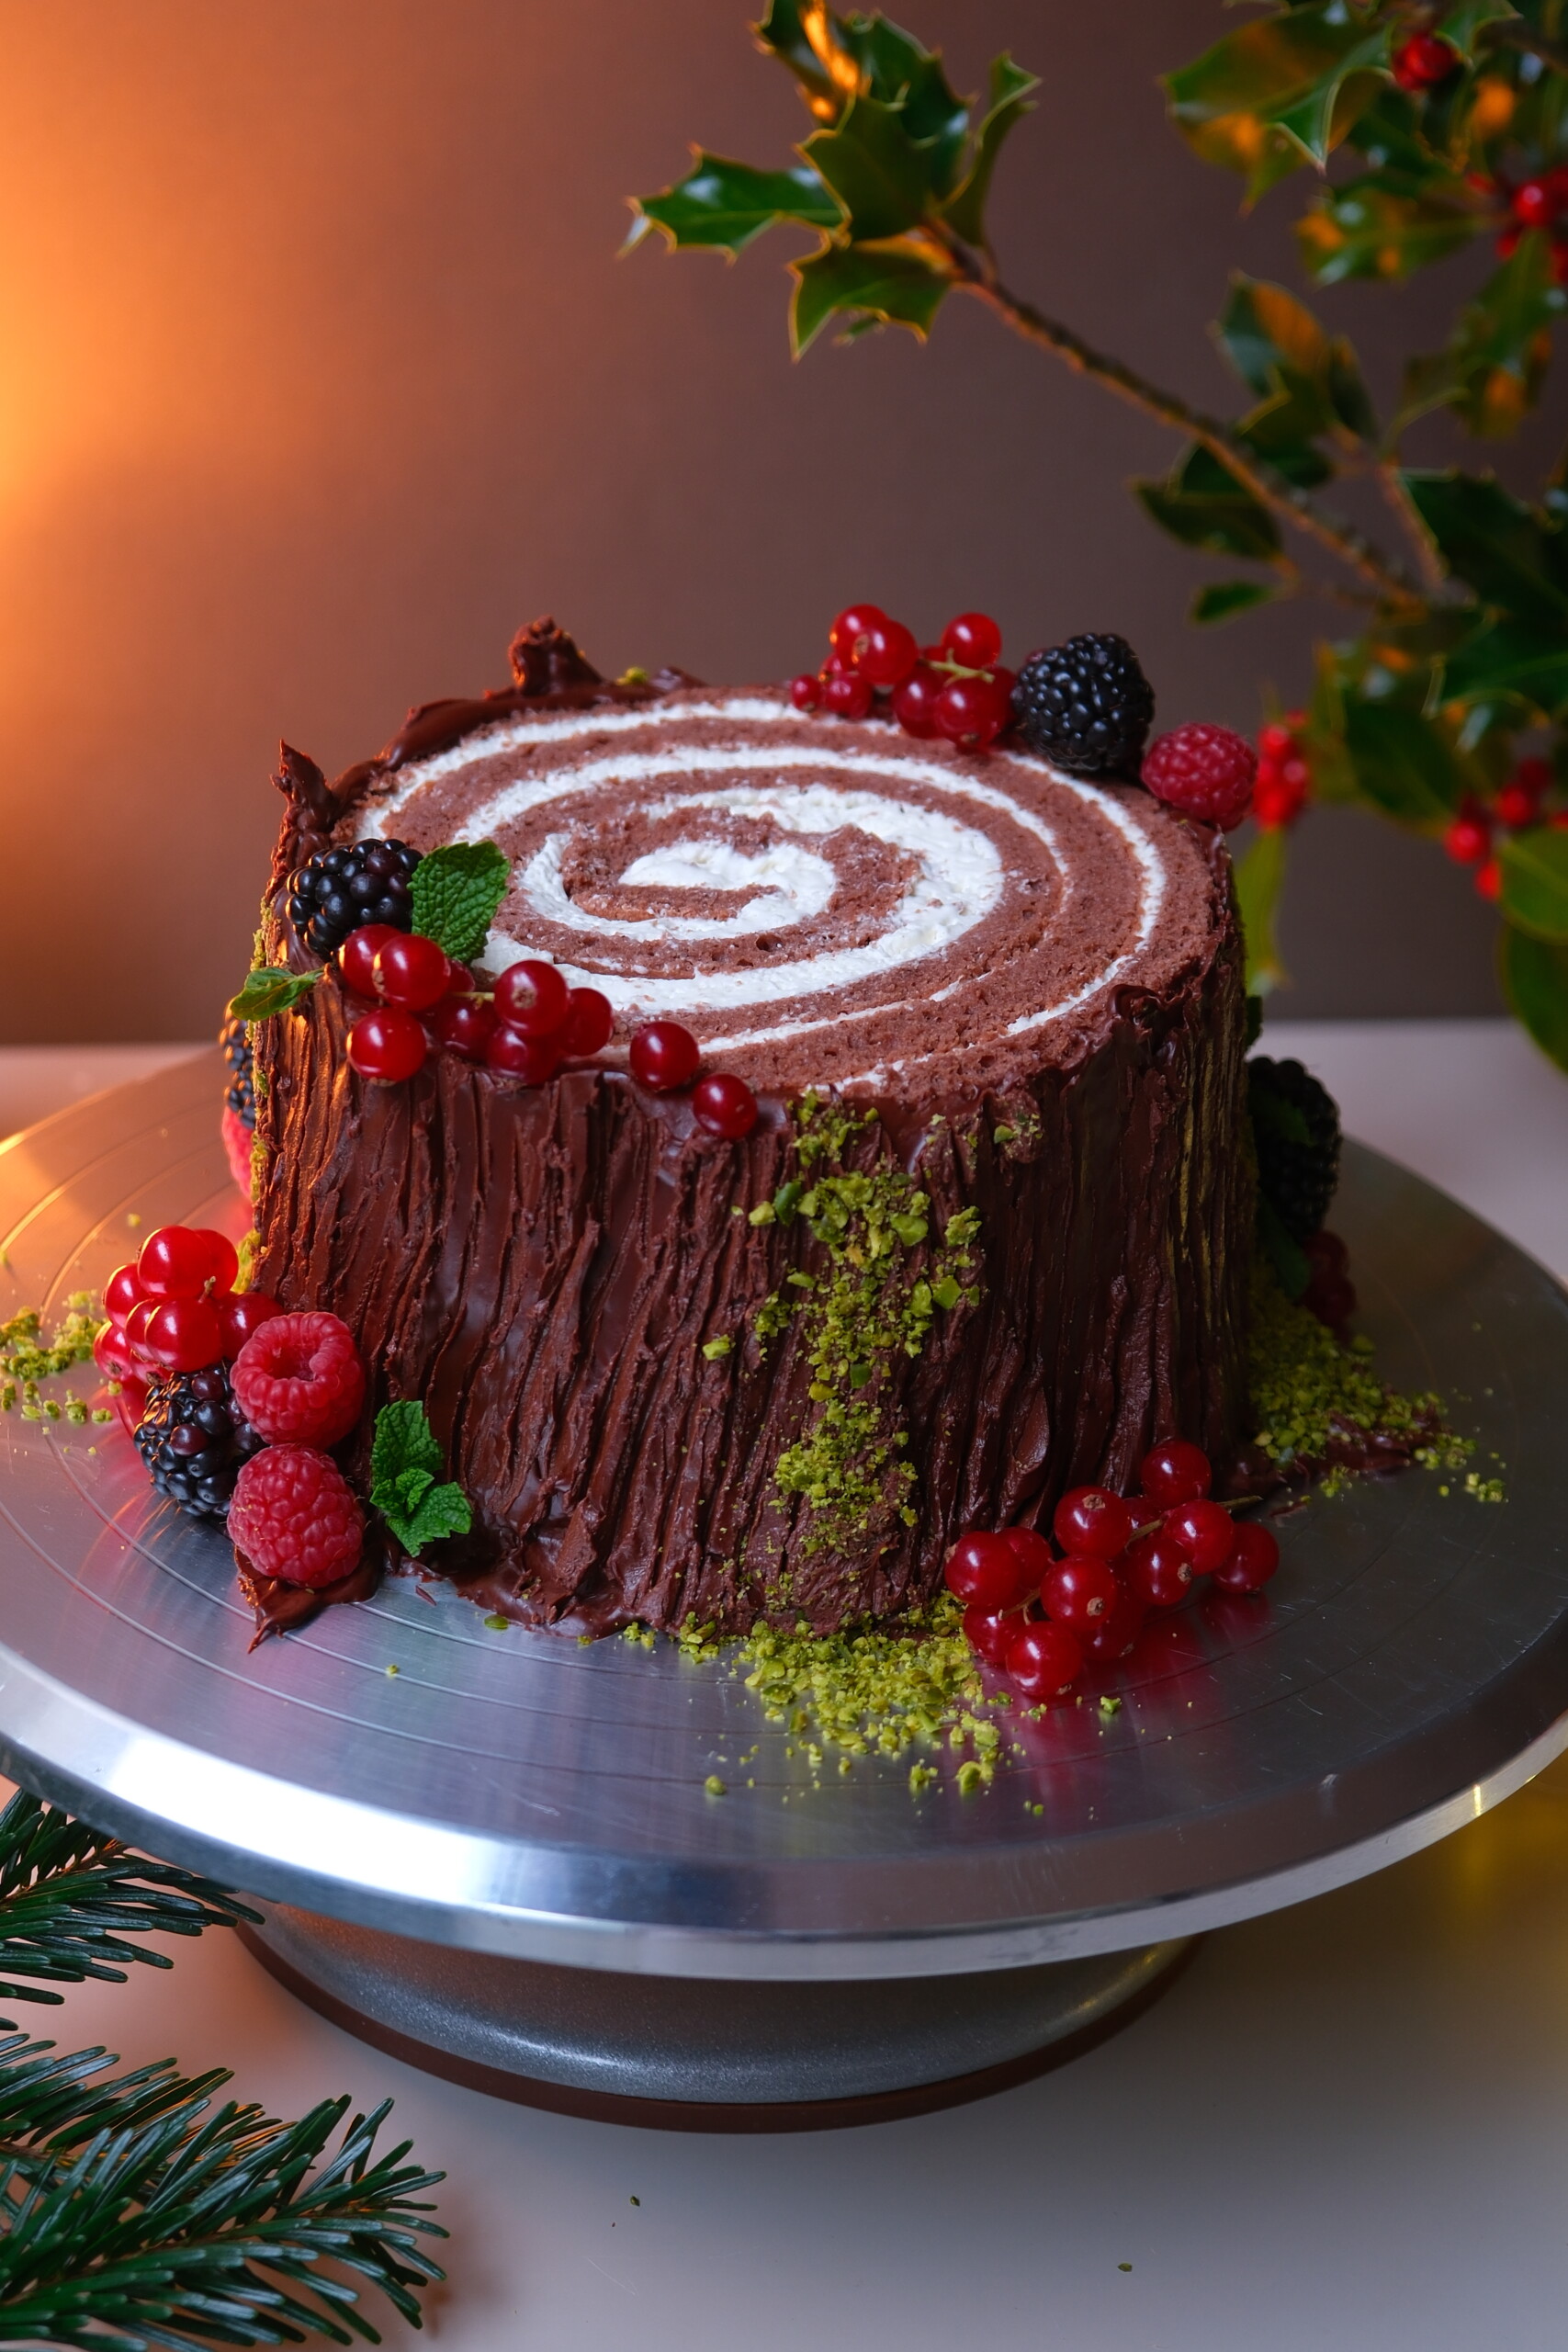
[945,1440,1280,1704]
[791,605,1016,753]
[1392,33,1459,93]
[1254,714,1312,831]
[1491,166,1568,281]
[96,1226,286,1423]
[1443,757,1564,899]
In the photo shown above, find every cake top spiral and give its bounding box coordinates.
[344,683,1232,1102]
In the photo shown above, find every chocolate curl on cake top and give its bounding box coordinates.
[339,684,1225,1102]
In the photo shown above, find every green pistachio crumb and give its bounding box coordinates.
[1099,1695,1122,1718]
[704,1775,727,1797]
[386,1663,400,1677]
[702,1336,733,1360]
[1464,1471,1505,1503]
[749,1201,775,1227]
[617,666,650,684]
[991,1125,1016,1144]
[955,1759,986,1797]
[483,1613,510,1632]
[127,1214,141,1229]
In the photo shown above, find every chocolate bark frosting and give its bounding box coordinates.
[251,633,1253,1636]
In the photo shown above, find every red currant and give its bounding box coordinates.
[890,665,943,739]
[218,1289,285,1357]
[122,1299,160,1363]
[346,1007,428,1082]
[855,619,919,688]
[963,1601,1024,1668]
[428,996,498,1059]
[1052,1485,1135,1559]
[1165,1498,1235,1575]
[820,672,874,721]
[1444,812,1490,865]
[337,923,399,999]
[790,673,821,712]
[1139,1439,1212,1508]
[494,958,571,1035]
[1042,1555,1122,1634]
[561,988,614,1057]
[139,1227,234,1300]
[104,1262,145,1323]
[934,675,1009,752]
[143,1295,224,1374]
[828,604,886,662]
[1122,1529,1194,1611]
[1212,1520,1281,1594]
[1001,1524,1054,1592]
[1007,1619,1084,1702]
[942,612,1002,669]
[629,1021,700,1091]
[945,1530,1032,1611]
[93,1323,138,1381]
[485,1025,562,1083]
[1082,1587,1145,1664]
[372,931,450,1012]
[693,1072,759,1138]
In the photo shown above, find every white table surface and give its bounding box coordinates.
[4,1020,1568,2352]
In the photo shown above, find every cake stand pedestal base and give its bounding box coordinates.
[239,1908,1195,2132]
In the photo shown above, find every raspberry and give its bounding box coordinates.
[228,1444,365,1587]
[1141,723,1258,829]
[231,1310,367,1446]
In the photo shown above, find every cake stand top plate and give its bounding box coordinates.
[0,1054,1564,1983]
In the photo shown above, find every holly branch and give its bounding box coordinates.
[627,0,1568,1072]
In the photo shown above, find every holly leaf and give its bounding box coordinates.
[1499,923,1568,1072]
[410,841,509,960]
[1192,580,1283,626]
[940,55,1039,248]
[1298,167,1484,284]
[1234,821,1289,995]
[1401,470,1568,627]
[1441,616,1568,717]
[371,1399,472,1558]
[1218,274,1377,442]
[835,17,971,189]
[627,153,841,255]
[1395,233,1566,439]
[801,92,937,241]
[753,0,841,114]
[1498,826,1568,942]
[1134,445,1281,561]
[228,967,321,1022]
[1341,694,1466,824]
[1164,3,1395,193]
[790,239,951,354]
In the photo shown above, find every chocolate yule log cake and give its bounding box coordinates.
[231,616,1254,1636]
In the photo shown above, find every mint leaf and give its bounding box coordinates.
[228,967,321,1021]
[371,1399,472,1556]
[410,842,510,961]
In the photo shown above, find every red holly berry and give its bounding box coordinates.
[494,958,571,1035]
[1512,178,1561,230]
[1444,811,1491,865]
[1514,756,1553,800]
[1001,1524,1055,1591]
[337,923,399,999]
[1496,783,1538,829]
[890,665,944,739]
[790,673,821,712]
[693,1072,759,1137]
[1006,1619,1084,1702]
[218,1289,285,1359]
[231,1309,366,1447]
[1042,1555,1122,1633]
[1122,1528,1194,1611]
[945,1529,1032,1611]
[1052,1485,1136,1559]
[963,1601,1024,1668]
[1391,31,1458,90]
[1164,1498,1236,1575]
[1258,722,1293,761]
[142,1296,225,1374]
[828,604,886,662]
[629,1021,700,1091]
[1139,1439,1213,1507]
[485,1025,563,1083]
[561,987,615,1057]
[1212,1520,1281,1594]
[104,1262,145,1322]
[347,1007,427,1082]
[1496,224,1522,260]
[941,612,1003,669]
[1142,724,1258,830]
[1475,856,1502,901]
[429,996,498,1059]
[934,674,1009,752]
[372,932,450,1012]
[229,1444,364,1588]
[820,671,875,721]
[855,619,919,688]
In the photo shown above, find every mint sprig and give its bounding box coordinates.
[409,842,509,962]
[228,967,321,1021]
[370,1399,472,1557]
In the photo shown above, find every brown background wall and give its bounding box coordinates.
[0,0,1552,1043]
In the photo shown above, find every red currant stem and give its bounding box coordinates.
[1482,17,1568,75]
[929,230,1425,612]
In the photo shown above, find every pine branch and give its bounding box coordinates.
[0,1792,259,2012]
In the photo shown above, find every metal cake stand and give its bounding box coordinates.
[0,1053,1565,2130]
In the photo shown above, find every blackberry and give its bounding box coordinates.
[1011,633,1155,778]
[133,1365,265,1521]
[1248,1057,1341,1242]
[218,1014,255,1128]
[287,839,422,960]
